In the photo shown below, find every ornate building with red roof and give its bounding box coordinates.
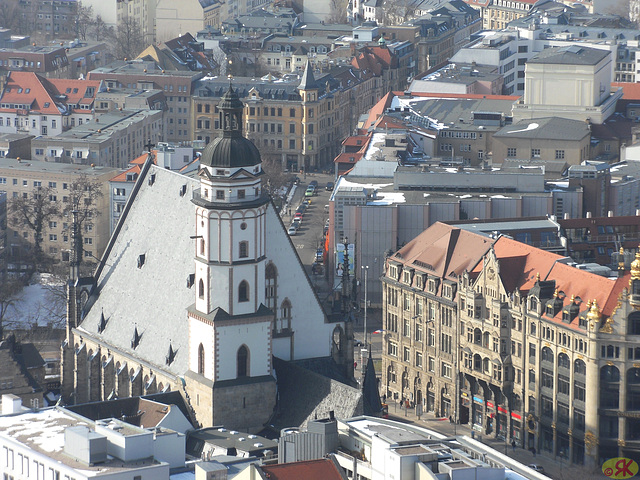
[382,221,640,468]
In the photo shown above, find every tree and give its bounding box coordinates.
[0,280,24,341]
[91,15,115,44]
[61,174,104,267]
[115,16,145,60]
[9,187,60,272]
[71,3,95,41]
[0,0,24,33]
[328,0,349,24]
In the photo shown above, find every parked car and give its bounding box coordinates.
[309,180,318,187]
[292,218,301,228]
[294,212,303,220]
[303,198,312,206]
[315,249,323,262]
[288,225,297,235]
[527,465,545,473]
[305,188,314,197]
[326,182,334,191]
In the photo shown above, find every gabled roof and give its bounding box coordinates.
[612,82,640,100]
[392,222,494,285]
[362,91,395,130]
[0,71,101,115]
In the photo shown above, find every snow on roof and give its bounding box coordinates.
[336,177,393,190]
[506,122,539,134]
[368,192,405,205]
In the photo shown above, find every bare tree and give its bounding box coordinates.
[328,0,349,24]
[9,187,60,272]
[65,2,95,41]
[382,0,419,25]
[91,15,115,44]
[115,16,145,60]
[0,280,24,341]
[61,174,104,266]
[0,0,23,33]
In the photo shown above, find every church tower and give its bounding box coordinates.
[186,84,276,431]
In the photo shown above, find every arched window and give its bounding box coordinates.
[239,241,248,259]
[265,263,277,310]
[473,354,482,371]
[627,368,640,410]
[239,280,249,302]
[474,328,482,345]
[558,353,570,370]
[574,359,586,376]
[198,279,205,299]
[530,322,536,335]
[237,345,248,377]
[541,346,554,363]
[482,331,490,348]
[280,298,292,331]
[600,365,620,409]
[482,357,490,374]
[198,344,205,375]
[200,238,205,256]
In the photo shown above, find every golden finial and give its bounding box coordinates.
[553,288,559,298]
[535,272,540,282]
[620,247,626,272]
[631,247,640,280]
[570,294,575,304]
[587,299,601,324]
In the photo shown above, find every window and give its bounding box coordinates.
[555,149,565,160]
[239,241,248,258]
[531,148,540,157]
[216,190,225,200]
[388,341,398,357]
[238,280,249,302]
[415,352,423,368]
[237,345,248,377]
[507,147,517,157]
[428,356,435,372]
[441,362,452,379]
[403,318,410,337]
[199,279,205,299]
[403,346,410,362]
[198,344,205,374]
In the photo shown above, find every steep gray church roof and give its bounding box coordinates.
[78,165,198,377]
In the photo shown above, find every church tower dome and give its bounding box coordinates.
[200,84,262,170]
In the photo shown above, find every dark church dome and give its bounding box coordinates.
[201,136,261,169]
[200,84,261,169]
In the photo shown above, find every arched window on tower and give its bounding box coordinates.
[199,279,205,299]
[239,280,249,302]
[200,238,205,256]
[198,343,205,375]
[239,241,248,259]
[237,345,248,377]
[265,263,277,310]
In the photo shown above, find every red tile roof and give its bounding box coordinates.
[612,82,640,100]
[334,152,364,164]
[393,222,494,285]
[259,458,345,480]
[110,151,157,182]
[0,71,101,115]
[363,91,395,130]
[342,135,369,148]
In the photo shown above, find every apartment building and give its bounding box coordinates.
[30,109,164,169]
[0,159,116,269]
[381,221,640,467]
[0,72,103,138]
[88,61,203,145]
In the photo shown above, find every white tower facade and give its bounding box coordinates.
[186,85,276,430]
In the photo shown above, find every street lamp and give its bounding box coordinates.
[361,265,369,348]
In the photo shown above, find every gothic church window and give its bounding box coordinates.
[280,298,292,331]
[198,344,205,375]
[200,239,205,256]
[199,279,204,299]
[265,263,277,310]
[237,345,248,377]
[239,280,249,302]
